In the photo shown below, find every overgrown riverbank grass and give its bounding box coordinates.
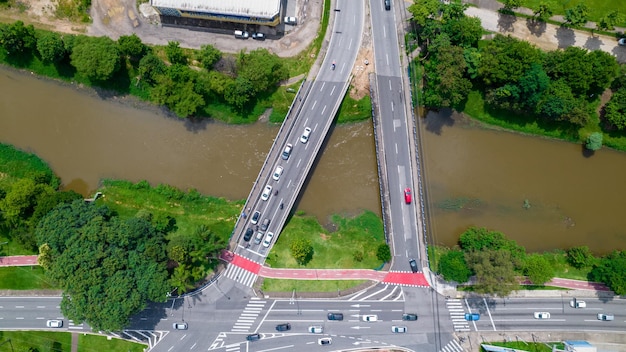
[261,279,367,293]
[266,211,386,269]
[0,143,60,190]
[0,266,57,289]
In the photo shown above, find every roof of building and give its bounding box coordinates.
[150,0,281,17]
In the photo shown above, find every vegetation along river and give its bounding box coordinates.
[2,67,625,254]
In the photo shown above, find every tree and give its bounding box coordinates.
[237,49,288,95]
[596,10,619,32]
[478,35,543,87]
[585,132,603,151]
[197,44,222,70]
[564,3,589,27]
[36,32,66,63]
[118,34,147,61]
[438,249,471,283]
[407,0,441,26]
[517,63,550,109]
[165,41,187,66]
[224,76,255,110]
[442,16,483,48]
[533,3,553,21]
[423,44,472,108]
[377,244,391,263]
[604,88,626,130]
[501,0,522,12]
[0,20,37,55]
[35,200,169,331]
[465,249,520,296]
[566,246,595,269]
[138,53,167,85]
[590,250,626,295]
[463,48,481,79]
[0,178,54,228]
[536,79,578,121]
[290,238,314,265]
[459,226,525,260]
[70,36,121,81]
[523,254,553,285]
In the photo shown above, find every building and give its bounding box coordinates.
[564,340,597,352]
[150,0,283,32]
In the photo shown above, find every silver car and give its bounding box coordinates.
[261,185,272,201]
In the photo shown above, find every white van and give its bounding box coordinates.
[234,30,249,39]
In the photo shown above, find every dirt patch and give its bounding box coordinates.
[2,0,86,34]
[350,45,374,100]
[319,233,330,241]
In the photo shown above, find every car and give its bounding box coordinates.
[173,322,188,330]
[318,337,332,345]
[570,299,586,308]
[598,313,614,321]
[246,333,261,341]
[261,218,270,231]
[272,165,284,181]
[243,228,254,241]
[252,32,265,40]
[263,232,274,248]
[464,313,480,321]
[409,258,418,273]
[261,185,272,201]
[282,143,293,160]
[251,211,260,224]
[404,187,412,204]
[362,314,378,322]
[275,323,291,331]
[46,320,63,328]
[254,232,264,245]
[234,30,249,39]
[308,325,323,333]
[300,127,312,144]
[619,38,626,46]
[391,325,407,333]
[384,0,391,10]
[284,16,297,25]
[327,312,343,320]
[534,312,550,319]
[402,313,418,321]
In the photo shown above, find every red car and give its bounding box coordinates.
[404,188,412,204]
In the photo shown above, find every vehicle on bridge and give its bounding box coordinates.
[404,187,412,204]
[598,313,614,321]
[251,211,260,224]
[300,127,312,144]
[272,165,284,181]
[46,320,63,328]
[409,258,418,273]
[173,322,188,330]
[244,228,253,241]
[362,314,378,322]
[247,333,261,341]
[263,232,274,248]
[261,218,270,231]
[282,144,293,160]
[308,325,323,333]
[318,338,332,345]
[261,185,272,201]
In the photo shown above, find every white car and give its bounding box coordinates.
[284,16,297,25]
[391,325,407,333]
[261,185,272,201]
[262,232,274,248]
[272,165,284,181]
[362,314,378,322]
[318,337,332,345]
[308,325,323,333]
[534,312,550,319]
[173,322,188,330]
[300,127,312,144]
[46,320,63,328]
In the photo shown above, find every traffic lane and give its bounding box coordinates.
[0,297,64,329]
[370,3,402,77]
[324,0,363,82]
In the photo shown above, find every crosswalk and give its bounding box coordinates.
[109,330,168,349]
[347,284,405,301]
[440,338,464,352]
[209,298,267,350]
[222,263,258,287]
[67,320,84,330]
[446,298,470,332]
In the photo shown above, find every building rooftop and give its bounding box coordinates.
[150,0,281,18]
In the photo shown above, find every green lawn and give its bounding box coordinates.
[261,279,367,292]
[0,331,145,352]
[488,341,565,352]
[518,0,626,28]
[78,334,145,352]
[0,266,58,290]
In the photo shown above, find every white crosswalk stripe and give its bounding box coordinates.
[446,299,470,332]
[222,264,258,287]
[440,338,464,352]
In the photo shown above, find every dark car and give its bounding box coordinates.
[409,258,418,273]
[243,228,253,242]
[327,312,344,321]
[251,211,261,224]
[275,323,291,331]
[402,313,418,321]
[384,0,391,10]
[246,333,261,341]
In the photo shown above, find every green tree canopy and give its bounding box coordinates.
[566,246,595,269]
[466,249,520,296]
[585,132,603,151]
[70,35,121,81]
[423,44,472,108]
[197,44,222,70]
[441,16,483,48]
[564,3,589,27]
[501,0,522,11]
[376,244,391,263]
[138,53,167,85]
[237,48,288,95]
[459,226,526,260]
[523,254,553,285]
[0,20,36,55]
[478,35,543,87]
[35,200,170,331]
[533,2,553,21]
[36,32,66,63]
[118,34,147,61]
[290,238,314,265]
[165,41,187,66]
[407,0,441,26]
[596,10,620,31]
[604,88,626,130]
[536,79,578,121]
[438,249,471,283]
[590,250,626,295]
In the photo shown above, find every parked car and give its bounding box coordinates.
[261,185,272,201]
[173,322,188,330]
[391,325,407,333]
[327,312,344,320]
[284,16,297,25]
[244,228,254,241]
[618,38,626,46]
[464,313,480,321]
[273,165,284,181]
[263,232,274,248]
[250,211,261,225]
[404,187,412,204]
[402,313,418,321]
[409,258,418,273]
[282,143,293,160]
[362,314,378,322]
[275,323,291,331]
[46,320,63,328]
[300,127,312,143]
[318,337,332,345]
[234,30,249,39]
[534,312,550,319]
[246,333,261,341]
[252,32,265,40]
[308,325,323,333]
[598,313,614,321]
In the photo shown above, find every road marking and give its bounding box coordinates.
[391,101,394,112]
[257,345,294,352]
[483,297,496,331]
[330,86,336,96]
[16,306,24,308]
[311,101,317,110]
[319,82,325,91]
[16,317,24,319]
[321,105,327,115]
[190,342,196,349]
[37,306,45,308]
[389,80,392,90]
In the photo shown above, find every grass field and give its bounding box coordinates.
[519,0,626,28]
[488,341,565,352]
[261,279,367,292]
[0,331,145,352]
[78,334,145,352]
[0,266,58,290]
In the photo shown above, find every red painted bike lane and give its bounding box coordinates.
[0,255,38,267]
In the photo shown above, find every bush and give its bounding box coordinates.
[438,249,471,283]
[585,132,602,151]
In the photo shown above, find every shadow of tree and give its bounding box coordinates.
[584,35,603,52]
[526,18,547,37]
[556,26,576,49]
[497,11,517,33]
[423,108,455,135]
